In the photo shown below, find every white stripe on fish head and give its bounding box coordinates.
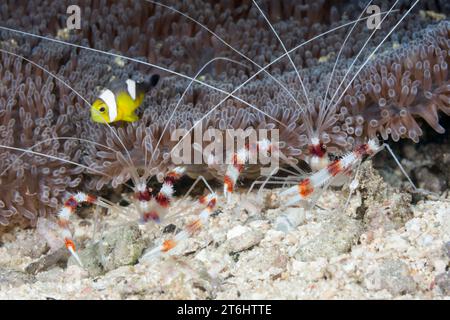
[126,79,137,100]
[99,89,117,122]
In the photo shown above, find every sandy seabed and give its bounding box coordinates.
[0,162,449,300]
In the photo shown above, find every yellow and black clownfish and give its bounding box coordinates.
[90,74,160,123]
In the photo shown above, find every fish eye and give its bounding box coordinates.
[99,107,106,112]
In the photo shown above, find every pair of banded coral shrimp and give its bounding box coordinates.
[0,0,448,268]
[0,49,221,265]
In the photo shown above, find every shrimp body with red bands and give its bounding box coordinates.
[56,166,217,266]
[223,139,275,202]
[281,139,381,206]
[141,192,218,260]
[57,192,98,266]
[0,1,448,278]
[135,166,185,224]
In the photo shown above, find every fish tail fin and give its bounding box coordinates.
[138,74,160,93]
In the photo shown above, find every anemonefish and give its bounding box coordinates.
[90,74,160,123]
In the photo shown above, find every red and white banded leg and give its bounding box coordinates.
[135,166,186,224]
[141,193,218,260]
[57,192,99,266]
[281,139,381,206]
[223,139,274,202]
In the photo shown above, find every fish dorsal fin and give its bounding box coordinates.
[99,89,117,122]
[126,79,137,100]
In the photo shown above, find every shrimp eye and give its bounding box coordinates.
[99,106,106,113]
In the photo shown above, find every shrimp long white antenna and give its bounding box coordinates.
[0,48,140,184]
[145,57,249,176]
[325,0,400,111]
[0,26,284,127]
[0,10,397,123]
[318,0,375,129]
[143,0,305,112]
[327,0,420,115]
[0,144,116,179]
[0,136,121,177]
[1,12,398,180]
[0,141,131,220]
[168,9,406,157]
[252,0,310,106]
[1,11,396,149]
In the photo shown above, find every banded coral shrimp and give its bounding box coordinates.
[151,1,409,183]
[0,18,301,266]
[0,0,448,288]
[0,2,379,249]
[149,1,439,261]
[205,2,447,260]
[148,0,450,278]
[159,0,446,202]
[0,46,252,266]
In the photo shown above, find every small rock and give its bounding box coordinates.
[263,191,280,210]
[25,247,70,275]
[357,161,412,228]
[291,258,328,281]
[225,229,264,253]
[226,225,250,239]
[405,218,422,233]
[71,242,104,276]
[435,271,450,295]
[68,223,146,276]
[365,260,417,296]
[98,223,146,271]
[295,214,362,261]
[274,207,306,232]
[419,234,434,247]
[163,224,176,234]
[432,259,447,274]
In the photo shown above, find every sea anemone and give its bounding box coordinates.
[0,51,83,227]
[0,0,448,227]
[315,21,450,153]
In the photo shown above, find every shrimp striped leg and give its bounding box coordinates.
[57,192,100,266]
[281,139,381,206]
[136,166,186,224]
[141,193,218,260]
[223,151,247,202]
[223,139,274,202]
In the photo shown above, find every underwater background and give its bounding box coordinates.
[0,0,449,299]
